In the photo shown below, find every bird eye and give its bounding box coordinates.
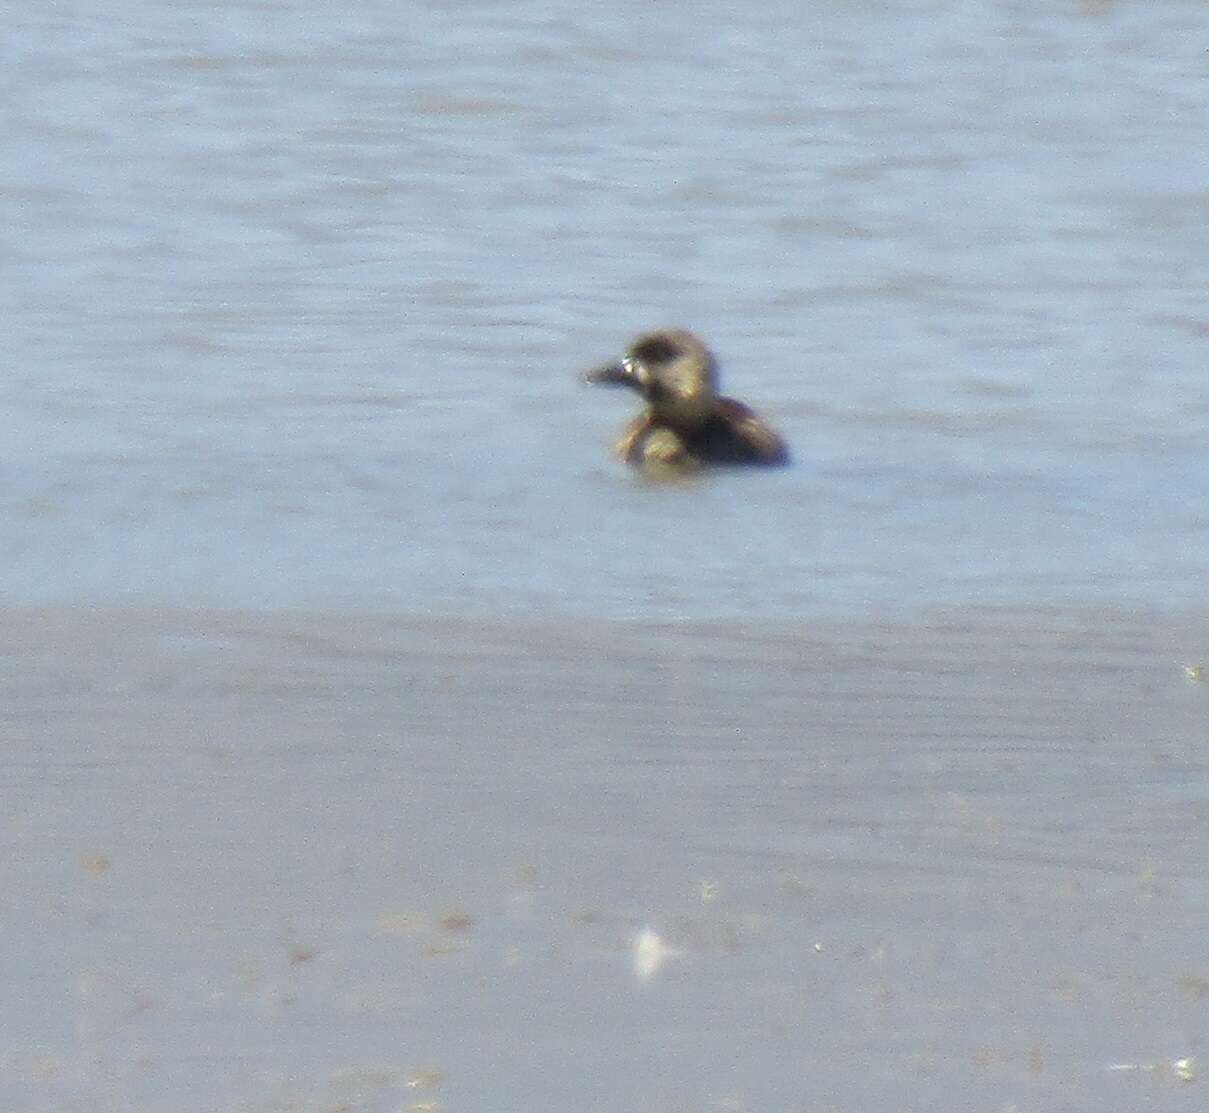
[620,356,651,388]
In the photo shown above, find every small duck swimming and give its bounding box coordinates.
[585,329,789,472]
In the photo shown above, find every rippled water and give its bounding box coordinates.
[6,604,1208,1110]
[6,0,1209,616]
[5,6,1209,1110]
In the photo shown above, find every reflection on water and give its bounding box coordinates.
[4,0,1209,616]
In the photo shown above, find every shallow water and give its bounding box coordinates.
[5,0,1209,617]
[4,604,1208,1110]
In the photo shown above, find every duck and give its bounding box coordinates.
[585,329,790,472]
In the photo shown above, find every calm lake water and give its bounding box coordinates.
[4,2,1209,1111]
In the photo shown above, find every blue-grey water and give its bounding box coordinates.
[6,0,1209,616]
[4,3,1209,1112]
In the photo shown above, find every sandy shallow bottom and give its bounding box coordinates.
[2,604,1207,1111]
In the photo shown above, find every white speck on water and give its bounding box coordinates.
[633,927,683,981]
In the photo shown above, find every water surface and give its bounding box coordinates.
[4,604,1207,1110]
[3,2,1209,1110]
[5,0,1209,616]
